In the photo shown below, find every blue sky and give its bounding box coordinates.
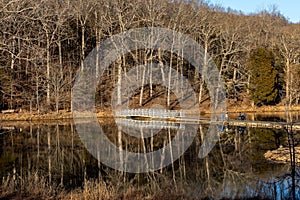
[208,0,300,23]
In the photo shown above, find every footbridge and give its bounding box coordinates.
[115,109,300,130]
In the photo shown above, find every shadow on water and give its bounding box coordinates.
[0,118,299,199]
[246,111,300,123]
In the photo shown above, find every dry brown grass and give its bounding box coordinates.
[0,173,187,200]
[0,109,113,121]
[1,172,60,199]
[227,104,300,113]
[59,181,115,200]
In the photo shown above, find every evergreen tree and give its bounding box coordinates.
[248,48,279,106]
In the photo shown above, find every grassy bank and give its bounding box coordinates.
[227,104,300,113]
[0,110,113,121]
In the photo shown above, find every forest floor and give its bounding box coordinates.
[1,105,300,121]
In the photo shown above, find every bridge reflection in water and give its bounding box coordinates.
[115,109,187,138]
[115,118,185,130]
[115,108,185,119]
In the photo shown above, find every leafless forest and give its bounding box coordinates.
[1,0,300,113]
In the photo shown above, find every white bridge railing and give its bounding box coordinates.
[115,108,185,118]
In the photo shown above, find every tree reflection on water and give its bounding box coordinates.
[0,120,299,199]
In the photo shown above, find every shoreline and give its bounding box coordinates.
[0,110,113,121]
[1,105,300,121]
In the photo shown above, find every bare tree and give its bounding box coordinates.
[278,25,300,111]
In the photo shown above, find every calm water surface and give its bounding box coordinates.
[0,116,299,199]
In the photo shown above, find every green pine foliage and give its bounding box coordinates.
[248,48,280,106]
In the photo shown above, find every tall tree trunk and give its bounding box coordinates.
[58,40,63,78]
[139,55,147,106]
[10,36,15,68]
[149,51,153,97]
[46,31,51,107]
[81,24,85,70]
[95,28,100,79]
[167,53,173,107]
[199,80,204,104]
[36,65,40,114]
[117,58,122,105]
[10,36,15,109]
[158,49,166,101]
[286,58,291,109]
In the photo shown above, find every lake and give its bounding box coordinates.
[0,116,299,199]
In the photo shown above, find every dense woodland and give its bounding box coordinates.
[1,0,300,113]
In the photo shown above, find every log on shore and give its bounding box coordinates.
[264,146,300,164]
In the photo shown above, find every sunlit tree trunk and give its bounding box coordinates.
[117,58,122,105]
[10,36,15,109]
[45,30,51,106]
[139,56,147,106]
